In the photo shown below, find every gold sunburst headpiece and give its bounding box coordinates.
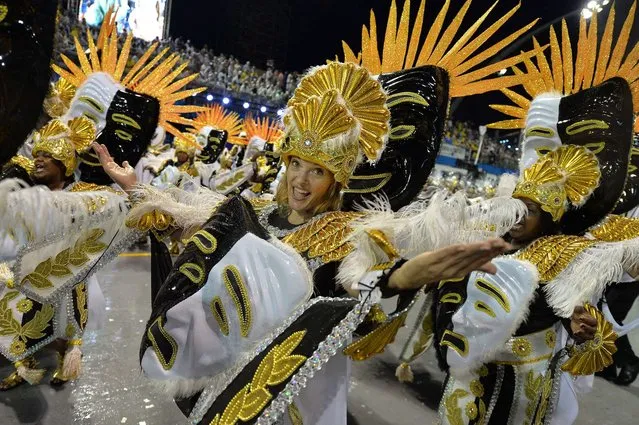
[52,8,206,138]
[513,145,601,221]
[189,104,244,144]
[32,117,96,176]
[244,116,283,145]
[489,1,639,129]
[173,133,199,157]
[282,62,390,185]
[340,0,542,97]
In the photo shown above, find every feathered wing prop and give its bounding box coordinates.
[337,190,527,289]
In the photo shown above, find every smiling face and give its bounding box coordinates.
[285,156,336,217]
[32,151,66,187]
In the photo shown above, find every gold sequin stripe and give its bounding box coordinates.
[210,296,229,336]
[441,330,469,358]
[222,265,252,338]
[147,316,178,371]
[474,278,510,312]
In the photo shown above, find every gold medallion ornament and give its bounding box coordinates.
[283,62,390,185]
[340,0,541,97]
[31,117,97,176]
[189,104,244,145]
[512,145,601,221]
[51,9,206,138]
[561,303,618,375]
[489,1,639,129]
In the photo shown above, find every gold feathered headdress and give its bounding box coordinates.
[513,145,601,221]
[52,8,206,137]
[32,117,96,176]
[340,0,542,97]
[189,104,244,145]
[489,1,639,129]
[282,62,390,185]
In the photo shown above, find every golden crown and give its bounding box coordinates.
[282,62,390,185]
[32,117,96,176]
[513,145,601,221]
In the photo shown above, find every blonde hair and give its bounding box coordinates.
[275,170,343,218]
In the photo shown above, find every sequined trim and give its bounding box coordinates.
[147,316,178,371]
[590,214,639,242]
[223,265,252,338]
[210,296,229,336]
[179,262,205,285]
[187,230,218,254]
[441,330,469,358]
[441,293,463,304]
[187,297,371,425]
[474,300,496,317]
[475,278,510,312]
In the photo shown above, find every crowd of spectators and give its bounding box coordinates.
[54,11,301,106]
[443,121,519,170]
[54,12,519,171]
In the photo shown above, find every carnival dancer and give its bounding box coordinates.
[0,118,137,390]
[95,1,547,422]
[342,4,639,423]
[238,116,283,199]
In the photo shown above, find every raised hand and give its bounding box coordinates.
[91,143,137,192]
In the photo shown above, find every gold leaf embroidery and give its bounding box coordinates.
[282,211,362,263]
[444,389,469,425]
[212,330,308,425]
[22,229,107,289]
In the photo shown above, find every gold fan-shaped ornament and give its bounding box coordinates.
[288,61,390,162]
[490,1,639,129]
[43,78,77,118]
[51,8,206,138]
[339,0,542,97]
[513,145,600,221]
[561,303,618,376]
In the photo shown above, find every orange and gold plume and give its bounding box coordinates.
[243,116,284,145]
[52,8,206,138]
[190,104,245,145]
[489,1,639,129]
[339,0,541,97]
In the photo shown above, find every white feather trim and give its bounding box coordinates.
[496,173,519,197]
[543,242,631,317]
[128,184,226,238]
[337,191,527,290]
[0,178,129,248]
